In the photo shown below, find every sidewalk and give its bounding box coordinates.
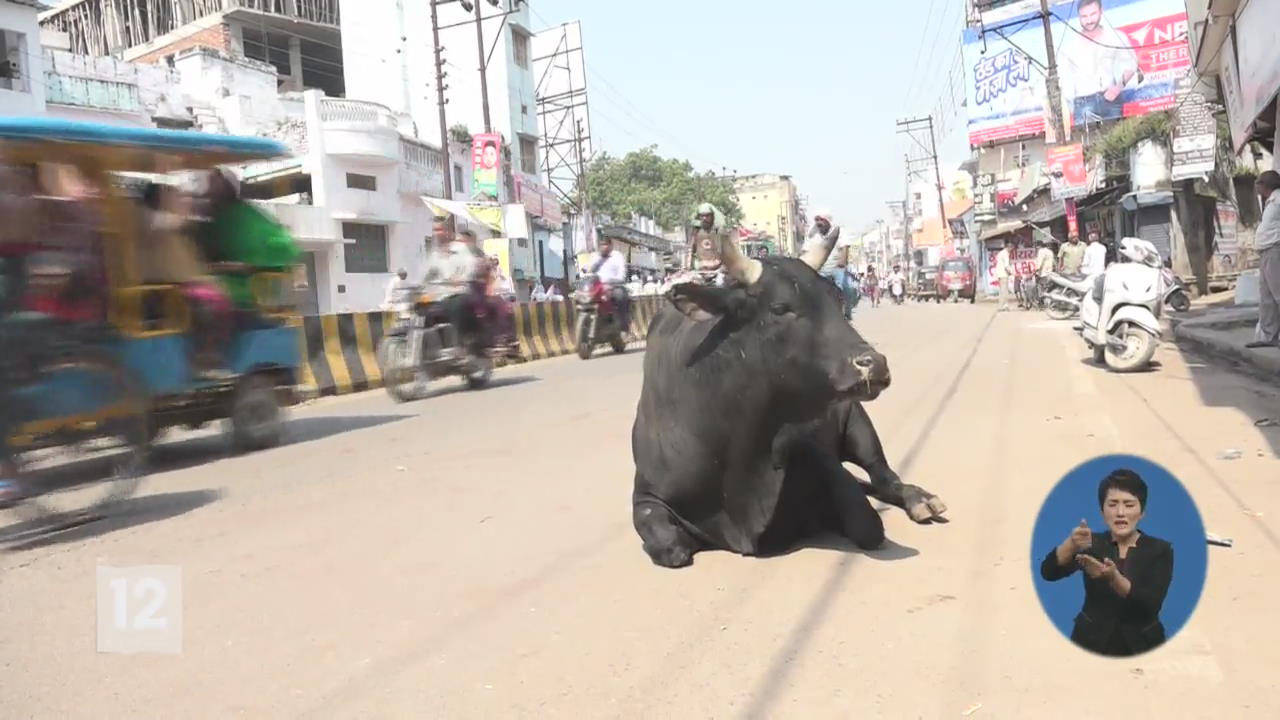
[1170,297,1279,377]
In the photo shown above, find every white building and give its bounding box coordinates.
[0,0,48,116]
[337,0,542,202]
[27,0,566,312]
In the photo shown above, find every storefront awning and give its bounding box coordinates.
[1120,190,1175,211]
[979,221,1027,242]
[421,197,504,233]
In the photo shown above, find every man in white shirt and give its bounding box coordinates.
[1248,171,1280,349]
[805,210,853,319]
[994,240,1013,311]
[422,219,485,351]
[1058,0,1141,128]
[1080,232,1108,277]
[587,236,631,334]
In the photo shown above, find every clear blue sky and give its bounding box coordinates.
[529,0,973,232]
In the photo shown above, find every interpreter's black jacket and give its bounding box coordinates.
[1040,531,1174,657]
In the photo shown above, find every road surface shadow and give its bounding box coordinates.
[1075,356,1163,373]
[1171,342,1280,457]
[756,533,919,562]
[0,488,221,551]
[419,374,539,401]
[143,413,416,473]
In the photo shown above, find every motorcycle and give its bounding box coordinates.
[376,285,501,402]
[1162,267,1191,312]
[1043,271,1094,320]
[574,273,628,360]
[1078,237,1165,373]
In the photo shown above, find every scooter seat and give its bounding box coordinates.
[1060,272,1088,281]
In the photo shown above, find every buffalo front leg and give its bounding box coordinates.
[826,464,885,550]
[838,401,947,523]
[632,499,699,569]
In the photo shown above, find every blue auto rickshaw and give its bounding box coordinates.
[0,117,302,522]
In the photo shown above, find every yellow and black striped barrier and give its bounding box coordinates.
[297,296,668,398]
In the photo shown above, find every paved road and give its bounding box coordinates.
[3,301,1278,718]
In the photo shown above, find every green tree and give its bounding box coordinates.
[580,146,743,230]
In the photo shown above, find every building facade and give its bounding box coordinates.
[0,0,48,116]
[732,173,802,255]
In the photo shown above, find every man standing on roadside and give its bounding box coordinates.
[1248,170,1280,349]
[1080,230,1108,278]
[995,239,1014,311]
[1059,233,1086,274]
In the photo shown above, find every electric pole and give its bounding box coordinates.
[431,0,453,199]
[472,0,492,133]
[1040,0,1067,143]
[897,115,949,258]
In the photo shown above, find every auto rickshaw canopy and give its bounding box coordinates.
[0,116,289,172]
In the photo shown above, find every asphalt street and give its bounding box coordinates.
[2,300,1278,718]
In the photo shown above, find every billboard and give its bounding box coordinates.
[962,0,1190,146]
[471,133,502,200]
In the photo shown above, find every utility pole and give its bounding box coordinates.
[571,118,590,271]
[1039,0,1067,143]
[472,0,492,133]
[897,115,948,259]
[430,0,453,199]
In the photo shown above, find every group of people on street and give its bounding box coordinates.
[993,229,1110,312]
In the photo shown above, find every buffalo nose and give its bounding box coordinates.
[853,350,891,385]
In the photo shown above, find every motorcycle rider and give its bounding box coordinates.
[381,267,413,312]
[804,210,853,319]
[423,216,484,355]
[587,235,631,337]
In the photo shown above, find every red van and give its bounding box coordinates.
[938,256,977,303]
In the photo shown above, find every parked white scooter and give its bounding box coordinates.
[1078,237,1164,373]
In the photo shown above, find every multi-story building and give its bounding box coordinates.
[33,0,565,309]
[732,173,802,255]
[0,0,47,116]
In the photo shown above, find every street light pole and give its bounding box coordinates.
[1039,0,1067,143]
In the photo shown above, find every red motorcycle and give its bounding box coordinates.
[573,273,628,360]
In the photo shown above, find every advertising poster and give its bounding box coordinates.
[1170,73,1217,180]
[1047,143,1088,199]
[962,0,1191,146]
[471,133,502,200]
[975,173,998,221]
[985,246,1039,289]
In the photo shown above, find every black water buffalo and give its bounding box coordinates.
[631,240,946,569]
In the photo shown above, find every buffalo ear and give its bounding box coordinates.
[668,282,750,322]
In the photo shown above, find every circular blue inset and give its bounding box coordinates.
[1030,454,1207,657]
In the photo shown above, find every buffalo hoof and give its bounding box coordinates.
[903,485,947,523]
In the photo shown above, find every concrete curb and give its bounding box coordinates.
[1172,323,1280,378]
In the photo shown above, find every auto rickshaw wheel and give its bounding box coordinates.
[4,347,150,527]
[229,373,284,453]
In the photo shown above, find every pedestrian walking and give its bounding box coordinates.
[995,239,1014,311]
[1248,170,1280,349]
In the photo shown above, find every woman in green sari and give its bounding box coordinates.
[198,169,301,311]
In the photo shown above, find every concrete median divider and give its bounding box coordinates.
[298,295,668,398]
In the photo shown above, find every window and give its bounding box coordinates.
[453,164,464,192]
[345,173,377,191]
[512,30,530,69]
[519,136,538,175]
[0,30,28,93]
[342,222,389,274]
[521,103,529,116]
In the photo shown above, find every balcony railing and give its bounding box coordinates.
[319,98,400,130]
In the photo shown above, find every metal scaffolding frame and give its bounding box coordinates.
[532,20,592,212]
